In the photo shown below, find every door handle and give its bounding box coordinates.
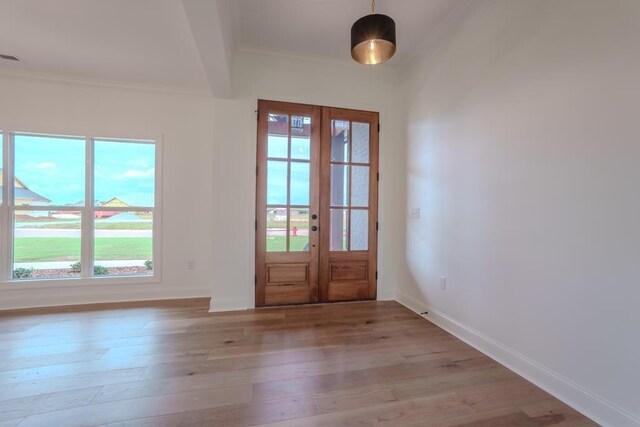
[311,226,318,232]
[311,214,318,220]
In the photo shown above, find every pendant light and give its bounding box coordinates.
[350,0,396,65]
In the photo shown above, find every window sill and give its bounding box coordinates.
[0,273,161,290]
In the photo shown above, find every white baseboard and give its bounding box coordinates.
[209,296,251,312]
[0,287,211,311]
[395,291,640,427]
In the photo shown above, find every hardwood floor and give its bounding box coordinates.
[0,299,596,426]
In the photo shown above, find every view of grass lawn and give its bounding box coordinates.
[27,222,153,230]
[266,236,308,252]
[14,238,152,262]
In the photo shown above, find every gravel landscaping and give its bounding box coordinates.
[26,266,151,279]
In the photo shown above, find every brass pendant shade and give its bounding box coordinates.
[350,12,396,65]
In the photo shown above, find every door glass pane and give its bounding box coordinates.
[94,140,156,208]
[291,116,310,160]
[267,161,288,205]
[350,210,368,251]
[14,212,81,279]
[268,113,288,158]
[351,166,369,207]
[291,137,310,160]
[331,120,350,162]
[266,208,287,252]
[290,162,310,205]
[94,211,153,276]
[330,164,349,207]
[290,208,309,252]
[330,208,348,251]
[352,122,370,164]
[14,134,85,206]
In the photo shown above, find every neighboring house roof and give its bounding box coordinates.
[101,197,129,208]
[0,169,28,189]
[0,169,52,205]
[102,193,154,208]
[15,187,52,204]
[0,186,52,204]
[66,200,102,207]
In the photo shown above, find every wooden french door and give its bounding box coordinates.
[256,100,378,306]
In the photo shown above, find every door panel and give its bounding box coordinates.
[256,100,378,307]
[256,100,321,306]
[319,108,378,303]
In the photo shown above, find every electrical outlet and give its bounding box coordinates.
[440,276,447,290]
[410,208,421,219]
[187,260,195,270]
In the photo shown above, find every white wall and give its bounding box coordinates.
[210,49,406,310]
[0,74,216,309]
[0,48,408,312]
[399,0,640,425]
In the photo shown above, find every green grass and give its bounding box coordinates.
[27,222,152,230]
[14,238,152,262]
[266,236,308,252]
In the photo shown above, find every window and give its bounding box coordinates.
[0,131,159,283]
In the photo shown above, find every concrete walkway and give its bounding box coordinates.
[15,229,151,238]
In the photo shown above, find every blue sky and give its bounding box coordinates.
[14,135,155,206]
[267,136,311,206]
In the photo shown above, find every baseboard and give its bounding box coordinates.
[0,297,211,314]
[0,287,211,311]
[395,291,640,427]
[209,296,251,312]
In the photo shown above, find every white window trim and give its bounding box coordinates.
[0,130,163,288]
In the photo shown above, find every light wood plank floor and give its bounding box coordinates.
[0,299,596,426]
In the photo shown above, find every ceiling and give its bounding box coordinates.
[230,0,464,66]
[0,0,210,91]
[0,0,463,96]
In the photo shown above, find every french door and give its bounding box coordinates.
[255,100,378,306]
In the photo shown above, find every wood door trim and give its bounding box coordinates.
[256,100,378,307]
[255,100,321,307]
[319,107,379,303]
[319,108,331,302]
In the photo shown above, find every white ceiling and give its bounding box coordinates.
[231,0,464,67]
[0,0,211,91]
[0,0,463,95]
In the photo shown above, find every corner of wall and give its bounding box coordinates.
[394,292,640,427]
[209,296,252,313]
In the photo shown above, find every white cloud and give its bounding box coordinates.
[122,168,155,178]
[37,162,56,168]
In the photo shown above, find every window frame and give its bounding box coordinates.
[0,129,162,288]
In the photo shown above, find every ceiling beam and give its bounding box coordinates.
[181,0,234,98]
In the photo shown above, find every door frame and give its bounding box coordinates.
[255,99,379,307]
[319,107,379,302]
[255,100,321,307]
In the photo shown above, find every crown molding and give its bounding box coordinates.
[235,45,400,81]
[0,67,213,97]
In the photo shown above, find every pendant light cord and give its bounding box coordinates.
[371,0,375,14]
